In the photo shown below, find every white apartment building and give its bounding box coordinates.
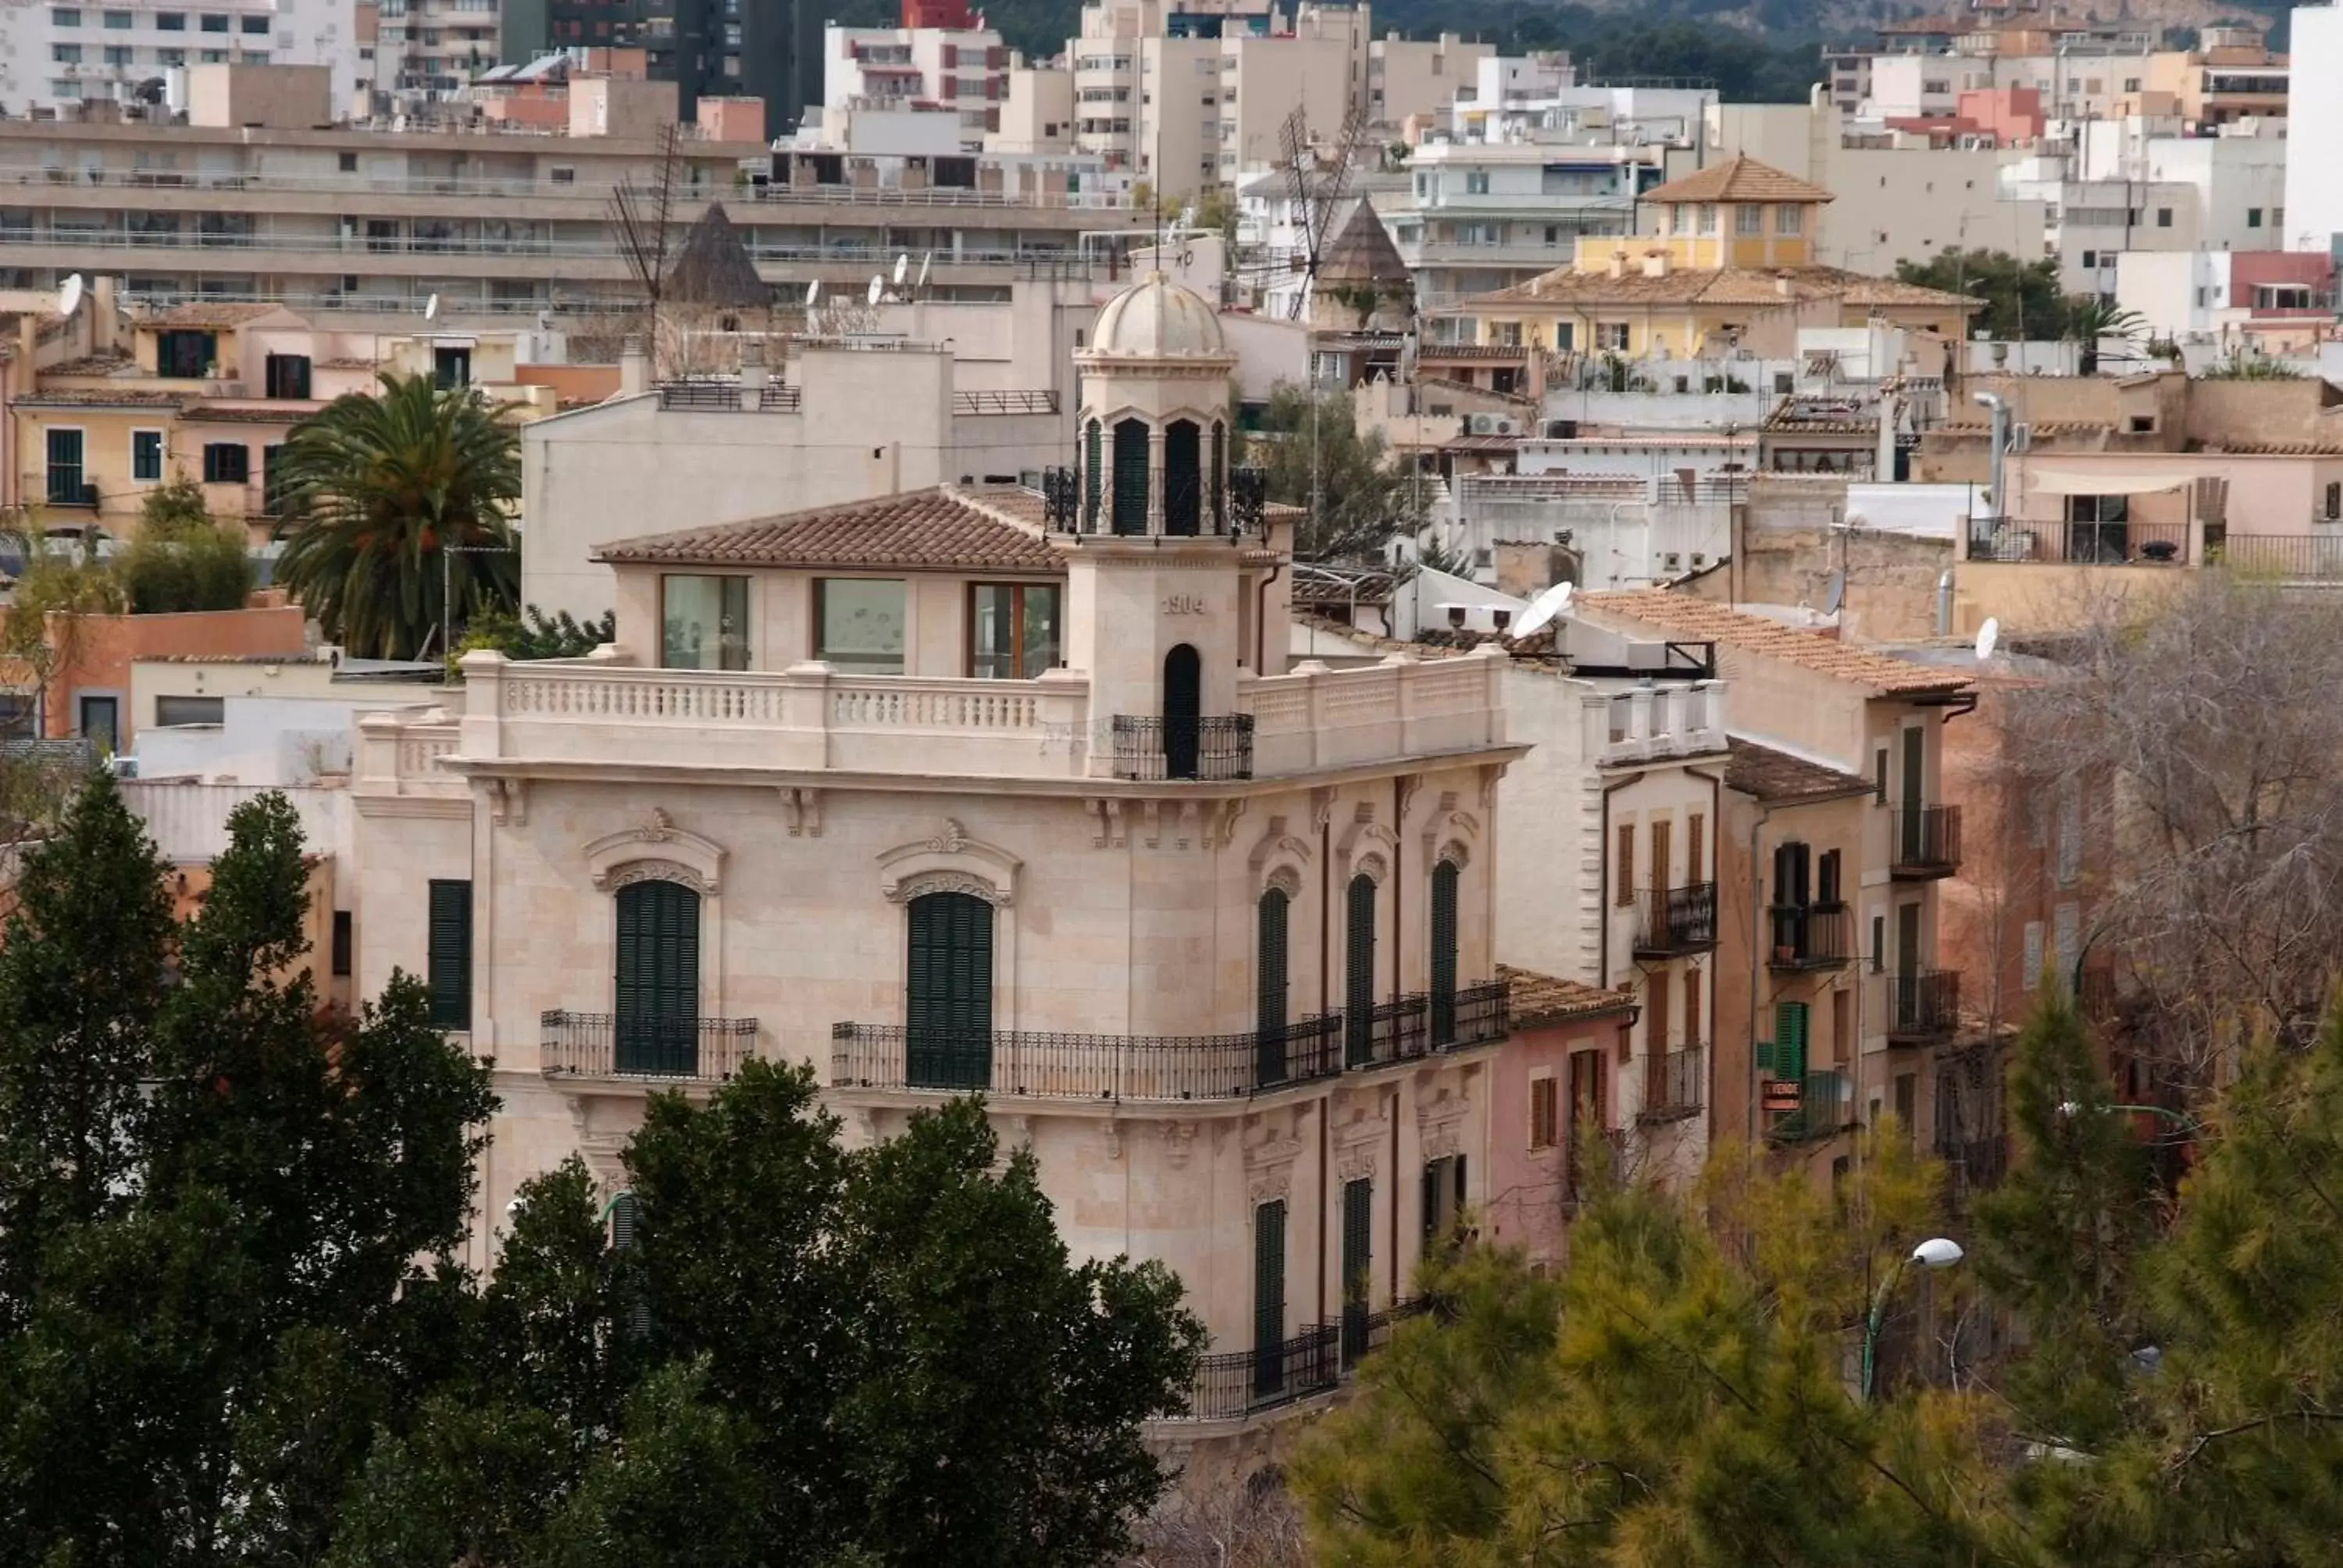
[1382,137,1665,310]
[2284,2,2343,258]
[351,271,1537,1420]
[2002,118,2287,295]
[818,18,1007,153]
[0,0,363,113]
[376,0,496,99]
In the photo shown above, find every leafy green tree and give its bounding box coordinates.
[113,478,255,615]
[1896,248,2067,340]
[1243,381,1428,562]
[459,604,619,665]
[1294,1131,1999,1567]
[274,370,522,658]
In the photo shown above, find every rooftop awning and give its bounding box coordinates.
[2023,464,2191,496]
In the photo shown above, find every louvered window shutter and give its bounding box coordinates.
[1345,873,1377,1066]
[1083,419,1102,526]
[1429,860,1460,1045]
[1773,1001,1810,1082]
[1111,419,1150,534]
[1257,888,1290,1084]
[907,893,993,1091]
[1253,1199,1287,1395]
[426,878,472,1028]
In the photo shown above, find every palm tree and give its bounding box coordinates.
[273,371,522,659]
[2063,296,2149,376]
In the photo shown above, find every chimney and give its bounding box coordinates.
[1774,273,1793,298]
[619,335,649,396]
[739,340,767,410]
[1642,249,1670,278]
[1608,249,1628,280]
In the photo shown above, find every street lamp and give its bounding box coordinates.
[1862,1237,1963,1402]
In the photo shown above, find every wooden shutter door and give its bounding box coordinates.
[1256,888,1290,1086]
[908,892,993,1091]
[1082,419,1102,527]
[426,878,471,1030]
[1429,860,1460,1045]
[1344,874,1377,1066]
[1645,971,1671,1104]
[615,880,699,1074]
[1339,1178,1371,1363]
[1111,418,1149,534]
[1253,1199,1287,1395]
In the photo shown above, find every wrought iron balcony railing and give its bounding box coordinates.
[1428,978,1510,1051]
[1632,882,1718,957]
[1109,714,1255,782]
[1891,805,1963,878]
[1171,1325,1339,1423]
[1767,903,1854,971]
[1331,1295,1435,1370]
[1769,1070,1852,1145]
[829,1014,1346,1103]
[1638,1043,1706,1123]
[1346,992,1428,1070]
[1888,969,1963,1043]
[540,1010,759,1082]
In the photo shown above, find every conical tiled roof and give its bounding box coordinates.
[665,202,772,308]
[1318,200,1410,285]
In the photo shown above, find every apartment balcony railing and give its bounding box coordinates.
[1632,882,1718,958]
[1768,903,1854,971]
[1638,1043,1705,1123]
[1888,970,1963,1045]
[1769,1070,1853,1145]
[1170,1325,1339,1423]
[1109,715,1255,782]
[2213,534,2343,580]
[1331,1295,1434,1370]
[829,1014,1346,1103]
[656,380,801,412]
[1966,517,2191,565]
[1937,1131,2008,1193]
[1891,805,1963,879]
[1429,978,1510,1051]
[1346,993,1427,1070]
[539,1010,759,1082]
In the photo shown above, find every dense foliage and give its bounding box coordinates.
[1298,989,2343,1566]
[273,370,522,659]
[456,604,619,668]
[113,479,257,615]
[1243,382,1429,562]
[0,778,1202,1565]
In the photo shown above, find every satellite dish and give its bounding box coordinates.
[805,279,822,308]
[1510,579,1575,641]
[867,275,883,307]
[1974,616,2000,661]
[917,252,932,289]
[1822,568,1846,616]
[893,253,909,287]
[55,273,84,319]
[423,292,440,322]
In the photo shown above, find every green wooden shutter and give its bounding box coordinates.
[615,880,700,1074]
[1771,1001,1810,1082]
[1340,1177,1371,1363]
[1421,1162,1441,1242]
[1429,860,1460,1045]
[1253,1199,1287,1395]
[1453,1153,1468,1215]
[1211,420,1227,530]
[1111,418,1150,535]
[426,878,472,1029]
[608,1190,640,1250]
[1345,874,1377,1066]
[1082,419,1102,527]
[1256,888,1289,1086]
[908,891,993,1091]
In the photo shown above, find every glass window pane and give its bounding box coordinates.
[1020,585,1060,678]
[818,579,904,674]
[970,583,1012,679]
[661,575,750,670]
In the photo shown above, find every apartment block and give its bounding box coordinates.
[0,0,363,113]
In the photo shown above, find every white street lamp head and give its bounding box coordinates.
[1912,1237,1964,1270]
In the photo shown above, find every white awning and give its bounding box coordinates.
[2022,465,2191,496]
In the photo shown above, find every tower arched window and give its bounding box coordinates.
[1082,418,1102,529]
[1164,418,1201,535]
[1211,419,1227,532]
[1111,417,1150,535]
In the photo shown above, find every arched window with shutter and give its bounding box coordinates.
[1111,417,1150,534]
[1429,858,1460,1046]
[1344,872,1377,1066]
[615,878,701,1075]
[1257,886,1290,1085]
[1082,418,1103,528]
[1163,418,1201,534]
[1211,419,1227,531]
[906,890,994,1091]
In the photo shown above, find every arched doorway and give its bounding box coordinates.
[1163,642,1201,780]
[1164,419,1201,535]
[615,878,701,1075]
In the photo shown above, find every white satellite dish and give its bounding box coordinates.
[1510,579,1574,641]
[423,292,440,322]
[804,279,822,308]
[55,273,84,320]
[916,252,932,289]
[893,253,908,287]
[1974,616,2000,661]
[866,275,883,307]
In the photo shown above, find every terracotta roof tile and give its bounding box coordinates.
[1502,964,1637,1028]
[180,401,313,424]
[1460,264,1975,313]
[137,301,287,330]
[594,485,1061,573]
[1724,737,1874,803]
[40,351,137,377]
[1641,155,1836,206]
[16,388,188,408]
[1578,590,1974,696]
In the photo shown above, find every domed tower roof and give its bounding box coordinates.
[1084,271,1230,361]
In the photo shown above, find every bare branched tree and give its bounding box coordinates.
[1125,1469,1308,1568]
[2000,572,2343,1092]
[606,122,683,371]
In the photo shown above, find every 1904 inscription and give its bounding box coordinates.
[1163,594,1207,615]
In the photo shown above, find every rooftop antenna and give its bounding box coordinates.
[1509,579,1574,641]
[1974,615,2000,661]
[55,272,84,320]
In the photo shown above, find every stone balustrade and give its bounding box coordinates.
[358,648,1510,788]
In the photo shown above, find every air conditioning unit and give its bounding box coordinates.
[2009,422,2032,452]
[1467,413,1519,436]
[1546,419,1578,438]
